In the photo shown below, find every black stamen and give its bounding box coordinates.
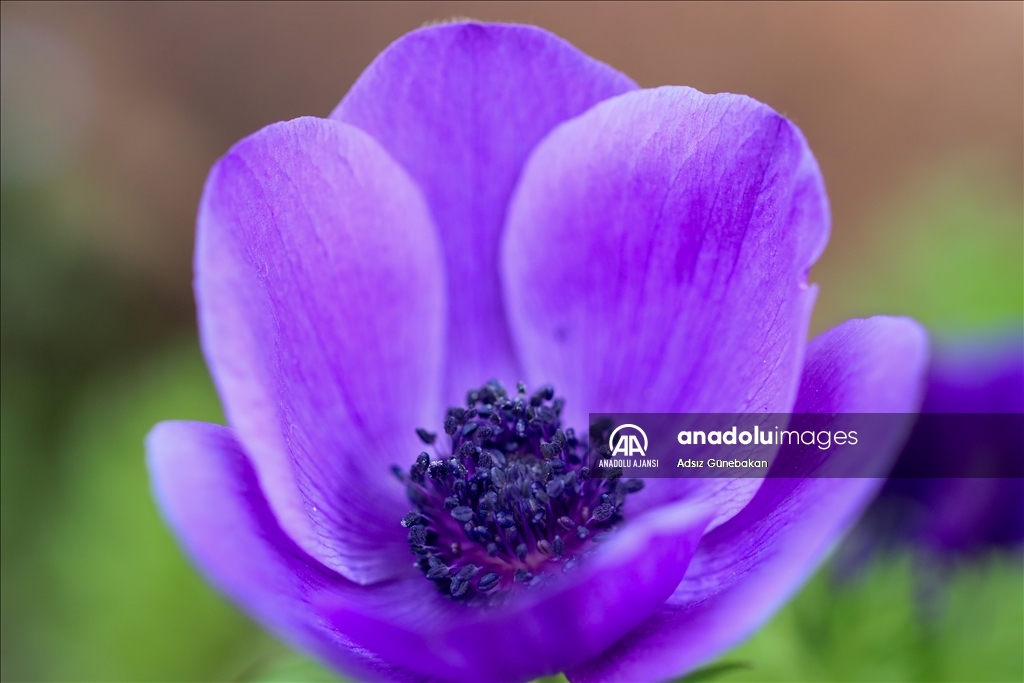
[394,380,643,603]
[452,507,475,524]
[401,511,424,528]
[408,525,427,546]
[444,415,458,435]
[592,503,615,522]
[426,562,450,580]
[478,572,499,592]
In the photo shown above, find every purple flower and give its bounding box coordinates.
[146,22,928,682]
[870,332,1023,555]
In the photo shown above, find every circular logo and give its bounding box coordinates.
[608,423,648,457]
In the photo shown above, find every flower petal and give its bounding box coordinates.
[872,330,1024,553]
[567,316,928,683]
[318,499,711,683]
[332,22,637,406]
[503,86,830,530]
[195,117,445,583]
[152,421,711,683]
[921,331,1024,413]
[503,86,829,425]
[146,421,435,683]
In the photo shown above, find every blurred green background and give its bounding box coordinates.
[1,2,1021,681]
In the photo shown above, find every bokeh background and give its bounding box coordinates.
[1,2,1021,681]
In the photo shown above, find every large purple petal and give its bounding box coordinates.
[503,86,829,425]
[332,22,637,406]
[567,316,928,683]
[195,117,445,583]
[503,86,830,527]
[148,422,710,683]
[319,498,711,683]
[146,422,433,683]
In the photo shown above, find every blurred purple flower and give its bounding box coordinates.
[870,332,1023,555]
[146,22,927,682]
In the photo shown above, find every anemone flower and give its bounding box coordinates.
[869,332,1023,556]
[147,22,927,682]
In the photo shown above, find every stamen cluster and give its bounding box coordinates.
[394,381,644,605]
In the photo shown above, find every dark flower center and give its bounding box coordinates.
[393,380,644,605]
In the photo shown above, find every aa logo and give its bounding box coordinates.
[609,424,648,457]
